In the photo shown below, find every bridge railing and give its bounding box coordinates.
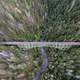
[0,42,80,50]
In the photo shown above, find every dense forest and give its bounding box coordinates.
[0,0,80,80]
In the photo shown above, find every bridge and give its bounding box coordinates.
[0,42,80,50]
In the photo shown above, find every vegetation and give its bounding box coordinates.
[0,0,80,80]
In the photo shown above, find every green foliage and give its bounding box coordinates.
[0,0,80,41]
[0,0,80,80]
[46,0,80,41]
